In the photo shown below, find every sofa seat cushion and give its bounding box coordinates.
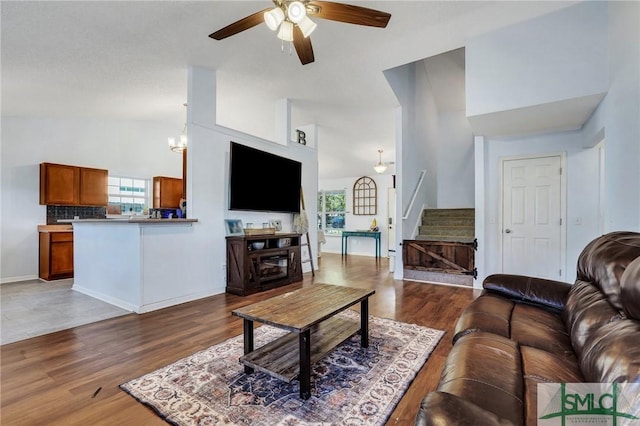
[437,332,524,426]
[510,304,574,357]
[521,346,584,426]
[416,392,516,426]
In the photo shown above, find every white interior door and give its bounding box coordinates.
[502,155,564,279]
[387,187,396,255]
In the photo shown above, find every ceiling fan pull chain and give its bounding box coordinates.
[281,39,285,53]
[289,41,293,56]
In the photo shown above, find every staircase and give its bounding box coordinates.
[417,208,475,242]
[404,208,476,287]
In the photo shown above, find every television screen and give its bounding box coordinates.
[229,142,302,214]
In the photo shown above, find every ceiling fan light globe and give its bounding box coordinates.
[264,7,285,31]
[297,16,317,38]
[277,20,294,41]
[287,1,306,24]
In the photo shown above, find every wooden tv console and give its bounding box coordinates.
[225,233,303,296]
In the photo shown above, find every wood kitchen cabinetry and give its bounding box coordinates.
[79,167,108,206]
[153,176,183,208]
[40,163,108,206]
[226,233,303,296]
[40,163,80,205]
[39,226,74,281]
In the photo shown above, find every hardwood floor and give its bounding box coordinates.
[1,253,478,425]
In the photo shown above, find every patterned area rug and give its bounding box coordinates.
[120,310,444,425]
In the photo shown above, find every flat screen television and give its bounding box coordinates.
[229,142,301,214]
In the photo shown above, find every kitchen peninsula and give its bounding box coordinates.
[70,218,199,313]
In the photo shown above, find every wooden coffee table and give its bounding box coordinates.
[232,283,375,400]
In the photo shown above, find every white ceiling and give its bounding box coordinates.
[1,1,575,178]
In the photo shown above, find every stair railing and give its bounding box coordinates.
[402,169,426,220]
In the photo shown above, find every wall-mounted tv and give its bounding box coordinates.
[229,142,301,214]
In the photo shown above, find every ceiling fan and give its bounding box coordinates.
[209,1,391,65]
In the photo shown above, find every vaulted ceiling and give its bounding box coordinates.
[1,1,575,178]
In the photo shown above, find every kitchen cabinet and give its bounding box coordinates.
[40,162,108,206]
[39,226,74,281]
[40,163,80,205]
[153,176,183,208]
[79,167,108,206]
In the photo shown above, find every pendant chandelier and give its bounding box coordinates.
[168,103,188,153]
[373,149,388,174]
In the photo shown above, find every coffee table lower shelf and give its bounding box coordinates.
[239,316,360,383]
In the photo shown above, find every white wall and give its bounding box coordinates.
[1,117,181,282]
[318,175,394,258]
[437,110,474,208]
[581,1,640,233]
[384,61,439,241]
[466,1,607,118]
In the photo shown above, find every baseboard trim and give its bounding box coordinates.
[403,269,473,287]
[72,285,223,314]
[1,275,39,284]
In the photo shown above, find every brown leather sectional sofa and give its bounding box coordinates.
[416,231,640,425]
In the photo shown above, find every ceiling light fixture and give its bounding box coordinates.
[265,1,317,43]
[168,103,188,153]
[287,1,306,23]
[373,149,388,174]
[264,7,285,31]
[277,20,294,42]
[297,16,317,38]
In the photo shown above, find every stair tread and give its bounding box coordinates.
[414,236,476,243]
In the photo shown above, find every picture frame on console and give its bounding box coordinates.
[224,219,244,236]
[269,219,283,232]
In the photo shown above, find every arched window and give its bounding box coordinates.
[353,176,377,215]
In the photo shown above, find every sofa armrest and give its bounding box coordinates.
[483,274,571,312]
[415,392,514,426]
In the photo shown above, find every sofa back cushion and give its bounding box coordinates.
[621,255,640,320]
[576,231,640,310]
[572,233,640,384]
[562,279,623,357]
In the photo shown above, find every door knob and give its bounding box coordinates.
[505,229,512,233]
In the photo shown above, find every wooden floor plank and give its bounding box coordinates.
[1,253,478,425]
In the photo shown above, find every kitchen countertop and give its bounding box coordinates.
[59,218,198,224]
[38,224,73,232]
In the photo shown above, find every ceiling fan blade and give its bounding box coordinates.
[308,1,391,28]
[209,8,270,40]
[293,26,315,65]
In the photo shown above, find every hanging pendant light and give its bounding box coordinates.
[373,149,388,174]
[168,104,188,153]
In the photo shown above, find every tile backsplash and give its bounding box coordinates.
[47,206,107,224]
